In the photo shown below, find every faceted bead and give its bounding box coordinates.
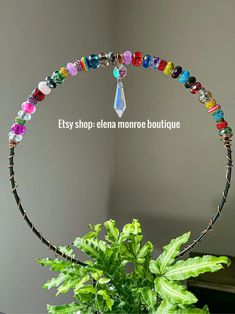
[179,70,190,83]
[88,54,100,69]
[150,56,160,70]
[15,117,26,125]
[45,76,56,89]
[80,57,90,71]
[185,76,196,88]
[158,60,167,71]
[132,51,143,66]
[190,82,202,94]
[9,131,22,143]
[205,98,216,109]
[217,121,228,130]
[27,95,38,105]
[21,101,36,114]
[117,52,124,64]
[212,109,224,120]
[11,123,26,135]
[60,67,70,78]
[123,50,132,65]
[108,52,116,64]
[38,81,51,95]
[142,54,153,68]
[198,90,212,103]
[99,52,110,67]
[32,88,45,101]
[171,66,182,78]
[164,62,174,75]
[219,127,233,136]
[52,71,65,84]
[114,80,126,117]
[74,60,84,71]
[113,64,127,80]
[18,110,31,121]
[208,104,221,114]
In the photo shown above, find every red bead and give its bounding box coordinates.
[158,60,167,71]
[217,121,228,130]
[32,88,45,101]
[131,51,143,66]
[190,82,202,94]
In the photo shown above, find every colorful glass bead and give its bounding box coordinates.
[150,56,160,70]
[132,51,143,66]
[123,50,132,65]
[45,76,56,89]
[99,52,110,67]
[190,82,202,94]
[185,76,196,88]
[11,123,26,135]
[163,62,174,75]
[158,60,167,71]
[88,54,100,69]
[52,71,65,84]
[113,64,127,80]
[212,109,224,120]
[27,95,38,105]
[142,54,153,68]
[108,52,116,64]
[32,88,45,101]
[217,121,228,130]
[74,60,84,71]
[179,70,190,83]
[60,67,70,78]
[114,80,126,118]
[205,98,216,109]
[208,104,221,114]
[219,127,233,136]
[171,66,182,78]
[38,81,51,95]
[15,117,26,125]
[9,131,22,143]
[21,101,36,114]
[117,52,124,64]
[18,110,31,121]
[80,57,90,71]
[198,90,212,103]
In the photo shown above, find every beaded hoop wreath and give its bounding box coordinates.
[8,51,233,265]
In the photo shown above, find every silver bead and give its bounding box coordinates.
[107,51,117,65]
[98,52,110,67]
[198,90,212,103]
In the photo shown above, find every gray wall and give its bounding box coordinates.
[0,0,235,313]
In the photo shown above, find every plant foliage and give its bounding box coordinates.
[37,219,230,313]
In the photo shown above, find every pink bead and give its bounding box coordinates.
[21,101,36,114]
[123,50,132,65]
[11,123,26,135]
[66,63,78,76]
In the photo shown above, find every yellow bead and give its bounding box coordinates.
[164,62,174,75]
[205,98,216,109]
[59,67,70,78]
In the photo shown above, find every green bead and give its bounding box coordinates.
[219,127,233,136]
[51,70,65,84]
[15,117,26,125]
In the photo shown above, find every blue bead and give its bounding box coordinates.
[212,109,224,120]
[178,70,190,83]
[142,54,153,68]
[88,54,99,69]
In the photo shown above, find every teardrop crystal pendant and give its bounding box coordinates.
[113,64,127,118]
[114,80,126,118]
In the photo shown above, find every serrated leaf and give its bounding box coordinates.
[155,277,197,305]
[37,258,75,272]
[74,275,90,292]
[90,270,103,281]
[97,289,114,310]
[156,300,175,314]
[57,245,75,258]
[149,260,161,275]
[57,277,78,295]
[43,273,69,290]
[76,285,96,294]
[137,241,153,259]
[73,238,107,260]
[165,255,230,281]
[155,232,191,273]
[98,277,111,284]
[140,287,156,310]
[120,219,142,242]
[104,220,120,242]
[83,224,102,239]
[47,302,80,314]
[169,305,210,314]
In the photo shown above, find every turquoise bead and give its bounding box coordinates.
[212,109,224,120]
[178,70,190,83]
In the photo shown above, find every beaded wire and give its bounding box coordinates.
[8,51,233,264]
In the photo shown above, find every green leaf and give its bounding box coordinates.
[169,305,210,314]
[37,258,75,272]
[137,241,153,259]
[104,219,120,242]
[57,245,75,258]
[98,277,111,284]
[73,274,90,292]
[149,260,161,275]
[97,289,114,310]
[76,285,96,294]
[47,302,80,314]
[120,219,142,242]
[165,255,230,281]
[155,232,191,273]
[156,300,175,314]
[43,273,69,290]
[83,223,102,239]
[140,287,157,310]
[56,278,79,295]
[73,238,107,260]
[155,277,197,305]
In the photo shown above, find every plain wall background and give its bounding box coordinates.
[0,0,235,313]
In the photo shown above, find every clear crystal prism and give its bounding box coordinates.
[114,80,126,118]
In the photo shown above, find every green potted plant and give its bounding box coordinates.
[38,219,230,313]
